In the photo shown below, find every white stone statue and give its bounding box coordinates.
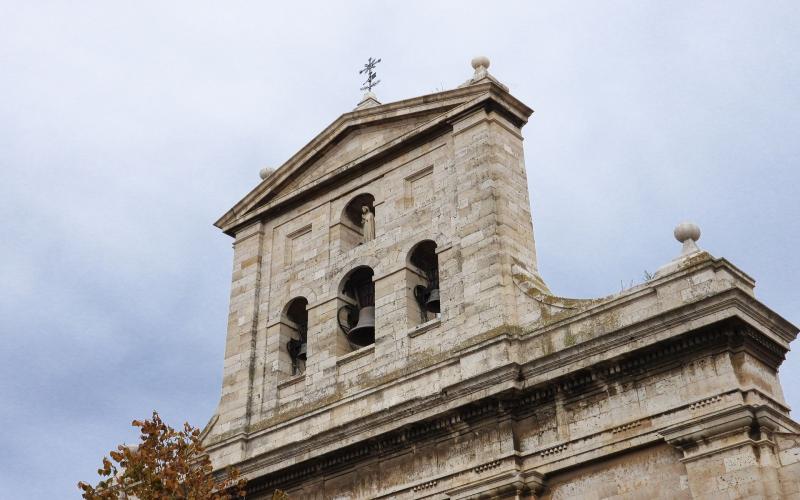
[361,206,375,242]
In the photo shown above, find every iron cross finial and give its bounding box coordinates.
[359,57,382,92]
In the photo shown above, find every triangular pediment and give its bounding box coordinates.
[216,81,532,235]
[273,111,446,200]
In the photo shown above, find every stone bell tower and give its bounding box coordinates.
[201,58,800,499]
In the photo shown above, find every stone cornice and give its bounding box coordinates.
[231,320,789,494]
[519,254,757,338]
[216,82,531,236]
[659,403,800,460]
[206,276,794,455]
[521,288,793,390]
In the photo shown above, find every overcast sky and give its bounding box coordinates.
[1,2,798,498]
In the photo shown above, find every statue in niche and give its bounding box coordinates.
[361,205,375,242]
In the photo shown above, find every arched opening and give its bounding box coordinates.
[407,240,440,325]
[337,266,375,349]
[338,193,376,252]
[282,297,308,375]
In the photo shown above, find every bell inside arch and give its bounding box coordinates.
[425,287,440,313]
[348,306,375,347]
[409,240,440,318]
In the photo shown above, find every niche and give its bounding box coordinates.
[338,193,376,252]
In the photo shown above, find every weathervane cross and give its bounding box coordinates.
[359,57,382,92]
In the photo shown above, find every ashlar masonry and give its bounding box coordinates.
[201,58,800,499]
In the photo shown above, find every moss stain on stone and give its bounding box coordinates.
[216,323,528,442]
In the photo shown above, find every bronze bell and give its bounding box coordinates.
[348,306,375,347]
[286,337,306,375]
[425,287,440,314]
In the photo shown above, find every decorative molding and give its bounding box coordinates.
[520,288,790,388]
[285,224,312,240]
[244,399,500,493]
[411,480,438,492]
[284,224,312,266]
[335,344,374,367]
[404,165,434,209]
[232,226,264,245]
[539,443,568,458]
[742,325,786,357]
[198,414,219,443]
[277,374,305,391]
[211,296,784,453]
[611,419,644,434]
[234,320,791,494]
[474,459,502,474]
[216,85,518,235]
[689,395,724,410]
[408,318,441,338]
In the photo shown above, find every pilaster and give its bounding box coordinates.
[662,407,788,498]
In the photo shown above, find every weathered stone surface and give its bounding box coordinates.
[202,62,800,499]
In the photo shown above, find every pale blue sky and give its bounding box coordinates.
[1,2,798,498]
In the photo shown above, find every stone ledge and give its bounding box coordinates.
[408,318,441,338]
[227,351,792,491]
[336,345,374,366]
[277,374,305,390]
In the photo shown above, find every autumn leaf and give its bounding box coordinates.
[78,411,246,500]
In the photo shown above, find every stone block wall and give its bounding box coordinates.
[207,105,547,452]
[540,444,691,499]
[204,79,799,498]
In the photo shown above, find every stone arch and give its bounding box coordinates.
[337,265,376,350]
[282,296,309,325]
[406,240,441,325]
[406,239,439,267]
[279,296,309,376]
[331,255,383,296]
[341,193,375,227]
[269,286,317,325]
[396,233,446,264]
[337,193,376,251]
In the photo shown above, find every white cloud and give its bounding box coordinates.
[1,1,798,497]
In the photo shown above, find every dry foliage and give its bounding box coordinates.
[78,411,246,499]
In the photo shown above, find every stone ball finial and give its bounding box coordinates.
[471,56,490,70]
[259,167,274,180]
[674,222,701,244]
[674,222,702,256]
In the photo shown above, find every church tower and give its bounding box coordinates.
[202,58,800,499]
